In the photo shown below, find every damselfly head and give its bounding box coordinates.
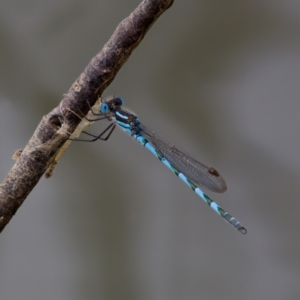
[100,96,124,113]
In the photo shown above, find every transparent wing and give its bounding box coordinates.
[139,122,227,193]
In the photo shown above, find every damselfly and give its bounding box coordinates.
[73,97,247,234]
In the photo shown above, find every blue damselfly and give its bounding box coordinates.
[73,97,247,234]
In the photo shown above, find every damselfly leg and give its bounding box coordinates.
[67,98,116,142]
[69,122,116,142]
[72,98,108,122]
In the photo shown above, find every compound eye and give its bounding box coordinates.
[100,102,110,113]
[116,96,124,105]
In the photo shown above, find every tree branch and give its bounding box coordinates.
[0,0,174,233]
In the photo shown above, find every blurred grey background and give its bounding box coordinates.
[1,0,300,299]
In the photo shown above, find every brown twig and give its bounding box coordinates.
[0,0,174,233]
